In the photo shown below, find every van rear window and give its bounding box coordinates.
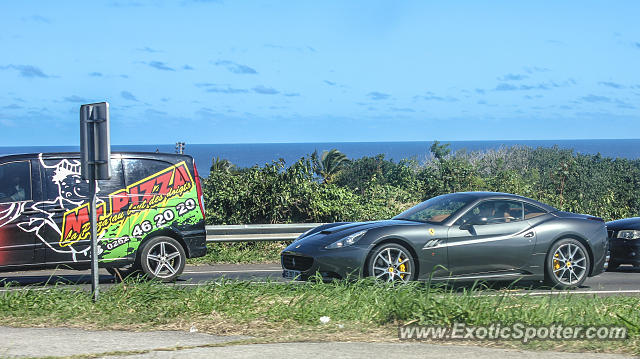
[124,159,175,188]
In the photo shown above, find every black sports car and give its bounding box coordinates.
[605,217,640,270]
[281,192,609,289]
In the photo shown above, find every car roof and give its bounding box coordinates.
[451,191,557,211]
[0,151,192,163]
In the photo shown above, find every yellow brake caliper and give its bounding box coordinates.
[398,257,406,279]
[554,253,561,270]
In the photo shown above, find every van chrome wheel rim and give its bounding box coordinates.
[146,241,181,278]
[372,248,411,282]
[552,243,587,285]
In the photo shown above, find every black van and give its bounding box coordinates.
[0,152,207,281]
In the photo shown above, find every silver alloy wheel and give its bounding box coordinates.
[145,241,182,279]
[551,243,587,285]
[372,247,412,282]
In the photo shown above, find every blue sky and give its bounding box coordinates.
[1,1,639,145]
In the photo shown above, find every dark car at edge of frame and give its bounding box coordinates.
[605,217,640,270]
[281,192,609,289]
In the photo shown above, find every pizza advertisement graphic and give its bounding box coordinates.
[59,161,204,262]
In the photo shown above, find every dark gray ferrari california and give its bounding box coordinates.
[281,192,609,289]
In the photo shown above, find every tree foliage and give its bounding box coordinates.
[313,149,350,184]
[201,143,640,224]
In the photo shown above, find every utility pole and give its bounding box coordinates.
[175,142,185,154]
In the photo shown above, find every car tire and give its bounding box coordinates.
[366,243,416,283]
[544,238,590,289]
[139,236,186,282]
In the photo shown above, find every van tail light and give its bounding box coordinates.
[192,160,206,220]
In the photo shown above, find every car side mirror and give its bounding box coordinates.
[459,222,473,231]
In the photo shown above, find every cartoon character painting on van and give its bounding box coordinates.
[16,156,97,262]
[0,154,204,265]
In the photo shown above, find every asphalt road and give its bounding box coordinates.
[0,263,639,296]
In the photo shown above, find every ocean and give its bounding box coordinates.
[0,139,638,176]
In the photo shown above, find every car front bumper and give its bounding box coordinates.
[608,238,640,265]
[281,243,369,280]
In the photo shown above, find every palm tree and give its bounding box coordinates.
[210,157,234,174]
[314,149,349,184]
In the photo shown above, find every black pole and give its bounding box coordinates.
[88,108,99,302]
[80,102,111,302]
[90,177,99,301]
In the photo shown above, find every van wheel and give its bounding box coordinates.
[139,236,186,282]
[544,238,590,289]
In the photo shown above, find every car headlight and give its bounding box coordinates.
[617,230,640,240]
[325,230,367,249]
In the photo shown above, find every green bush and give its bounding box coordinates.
[201,143,640,225]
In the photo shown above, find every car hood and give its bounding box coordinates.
[317,220,396,234]
[298,219,420,244]
[606,217,640,230]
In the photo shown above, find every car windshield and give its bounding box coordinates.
[393,193,475,224]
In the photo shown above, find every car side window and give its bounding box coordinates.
[123,159,173,188]
[457,200,524,225]
[524,203,546,219]
[0,161,32,203]
[42,158,123,202]
[96,159,125,194]
[42,159,89,202]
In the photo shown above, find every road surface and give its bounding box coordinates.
[0,263,638,296]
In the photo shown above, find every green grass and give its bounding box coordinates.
[1,279,639,354]
[187,241,288,264]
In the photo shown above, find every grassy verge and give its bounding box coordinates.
[1,279,639,354]
[187,242,288,265]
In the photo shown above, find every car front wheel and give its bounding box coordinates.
[139,236,186,282]
[367,243,416,283]
[545,238,590,289]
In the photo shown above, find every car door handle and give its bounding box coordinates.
[524,232,534,238]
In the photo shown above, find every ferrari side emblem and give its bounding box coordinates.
[429,228,435,236]
[423,239,442,249]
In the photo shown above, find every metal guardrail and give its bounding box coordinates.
[205,223,325,243]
